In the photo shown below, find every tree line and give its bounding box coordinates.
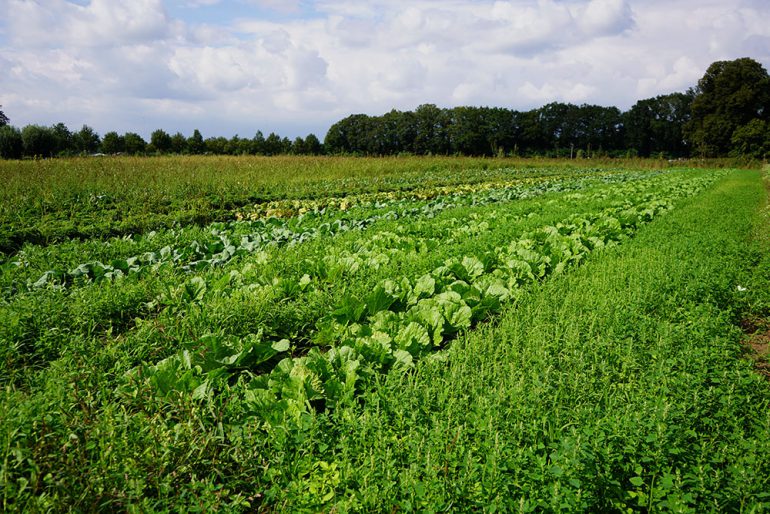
[0,57,768,160]
[325,58,769,159]
[0,122,323,159]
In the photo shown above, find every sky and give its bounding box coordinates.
[1,0,769,140]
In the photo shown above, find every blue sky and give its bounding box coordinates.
[1,0,769,140]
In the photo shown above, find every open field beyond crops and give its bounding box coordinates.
[1,156,769,512]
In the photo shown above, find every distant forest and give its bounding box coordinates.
[1,57,768,160]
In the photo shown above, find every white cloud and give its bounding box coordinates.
[0,0,769,138]
[579,0,634,36]
[5,0,176,48]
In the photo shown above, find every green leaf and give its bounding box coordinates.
[192,379,212,400]
[461,256,485,279]
[446,279,470,297]
[392,349,414,369]
[332,294,367,324]
[272,339,290,352]
[394,322,431,355]
[183,276,207,303]
[629,476,644,487]
[408,302,445,345]
[443,300,472,333]
[212,272,233,293]
[412,274,435,300]
[365,284,396,316]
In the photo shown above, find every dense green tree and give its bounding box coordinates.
[0,107,8,127]
[150,129,172,153]
[324,114,381,154]
[252,131,266,155]
[101,131,125,154]
[304,133,323,155]
[447,106,491,155]
[534,102,578,154]
[485,107,520,155]
[170,132,187,154]
[74,125,100,154]
[522,103,624,156]
[0,125,23,159]
[292,136,307,155]
[204,136,228,155]
[51,122,74,155]
[21,125,57,157]
[123,132,146,154]
[413,104,450,155]
[228,135,253,155]
[580,104,624,154]
[373,110,415,155]
[730,119,769,159]
[687,57,770,156]
[281,136,293,154]
[625,93,693,157]
[518,109,550,154]
[188,129,205,154]
[263,132,285,155]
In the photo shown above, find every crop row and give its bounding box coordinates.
[0,158,613,256]
[233,170,629,221]
[124,172,724,429]
[1,183,611,385]
[6,169,662,295]
[0,171,714,390]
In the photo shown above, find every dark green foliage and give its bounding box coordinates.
[413,103,451,155]
[123,132,146,155]
[687,57,770,156]
[625,92,693,157]
[263,132,285,155]
[0,125,23,159]
[730,119,769,159]
[100,131,124,154]
[187,129,205,154]
[204,135,228,154]
[73,125,100,154]
[21,124,57,157]
[251,130,265,154]
[169,132,187,154]
[304,133,323,154]
[325,103,626,157]
[0,106,8,127]
[150,129,172,154]
[291,136,307,154]
[51,122,74,156]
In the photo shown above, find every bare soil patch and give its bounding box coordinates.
[742,317,770,380]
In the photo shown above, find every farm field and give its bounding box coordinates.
[1,157,769,512]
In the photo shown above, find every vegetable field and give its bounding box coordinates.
[1,157,769,512]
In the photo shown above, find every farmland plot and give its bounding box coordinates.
[1,158,768,512]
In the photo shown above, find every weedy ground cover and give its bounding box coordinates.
[0,157,768,512]
[0,155,618,255]
[272,169,770,512]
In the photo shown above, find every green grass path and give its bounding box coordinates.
[269,169,770,512]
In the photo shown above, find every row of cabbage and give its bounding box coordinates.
[233,170,621,220]
[7,169,659,295]
[0,171,707,382]
[123,172,724,429]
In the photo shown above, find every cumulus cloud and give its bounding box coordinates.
[4,0,176,48]
[0,0,769,138]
